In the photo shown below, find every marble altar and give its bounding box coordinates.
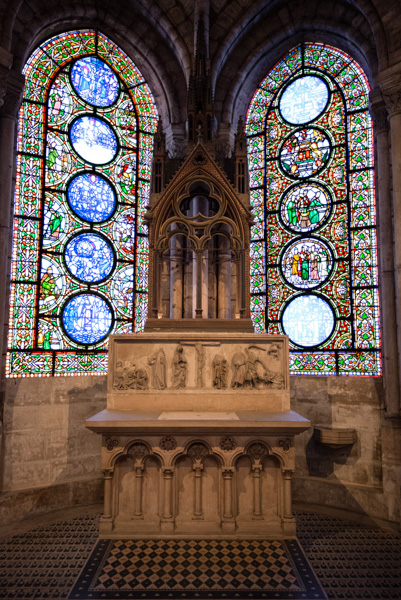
[86,332,310,538]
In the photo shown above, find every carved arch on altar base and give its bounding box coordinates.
[145,142,254,323]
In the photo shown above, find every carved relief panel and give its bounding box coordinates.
[107,332,290,412]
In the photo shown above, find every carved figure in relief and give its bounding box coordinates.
[125,361,149,390]
[114,360,126,389]
[148,348,167,389]
[180,341,220,388]
[113,360,149,390]
[267,343,281,360]
[231,345,284,389]
[172,344,187,389]
[231,352,246,388]
[212,354,227,389]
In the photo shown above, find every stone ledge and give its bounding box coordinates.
[313,425,357,448]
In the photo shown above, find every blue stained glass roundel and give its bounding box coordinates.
[70,57,119,107]
[279,76,329,124]
[67,173,116,223]
[62,294,113,345]
[70,116,118,165]
[282,295,335,347]
[64,232,115,283]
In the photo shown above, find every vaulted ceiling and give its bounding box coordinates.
[0,0,397,140]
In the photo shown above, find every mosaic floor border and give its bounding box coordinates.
[66,538,327,600]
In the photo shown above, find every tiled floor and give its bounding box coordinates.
[0,508,400,600]
[66,537,327,599]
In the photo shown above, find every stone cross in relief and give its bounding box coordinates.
[180,341,221,388]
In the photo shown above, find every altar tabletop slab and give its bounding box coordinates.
[86,409,310,434]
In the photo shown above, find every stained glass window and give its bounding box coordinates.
[6,30,157,377]
[246,43,381,376]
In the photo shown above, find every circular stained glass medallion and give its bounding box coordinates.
[70,57,119,107]
[282,295,335,347]
[279,76,329,124]
[67,173,116,223]
[280,128,331,179]
[62,293,113,345]
[280,183,332,233]
[64,232,115,283]
[70,116,118,165]
[281,238,333,289]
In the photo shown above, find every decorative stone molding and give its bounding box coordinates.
[369,100,388,134]
[278,438,292,452]
[187,442,208,461]
[0,68,24,118]
[222,467,235,478]
[0,65,8,108]
[382,90,401,119]
[220,436,236,451]
[105,438,119,452]
[160,436,177,451]
[0,47,13,109]
[128,442,148,459]
[248,442,268,460]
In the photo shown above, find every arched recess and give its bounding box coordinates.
[6,29,158,377]
[150,170,250,321]
[246,42,381,376]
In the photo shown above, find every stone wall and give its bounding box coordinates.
[1,373,400,527]
[292,376,401,525]
[0,376,107,521]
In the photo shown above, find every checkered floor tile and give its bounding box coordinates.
[67,537,326,599]
[95,539,298,591]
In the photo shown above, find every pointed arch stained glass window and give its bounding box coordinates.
[7,30,157,377]
[245,43,381,375]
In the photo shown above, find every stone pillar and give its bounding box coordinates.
[238,250,246,317]
[161,467,174,531]
[170,232,183,319]
[195,250,203,318]
[193,464,204,519]
[151,250,159,318]
[0,65,24,375]
[102,469,114,520]
[134,466,144,518]
[370,91,400,416]
[282,469,293,520]
[183,244,194,318]
[221,468,235,533]
[217,239,231,319]
[160,256,170,318]
[380,74,401,416]
[252,464,263,519]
